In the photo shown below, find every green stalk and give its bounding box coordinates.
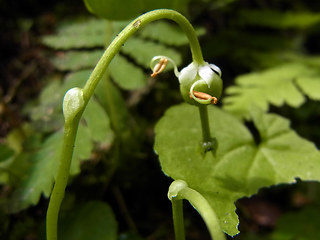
[82,9,204,102]
[46,117,81,240]
[46,9,205,240]
[198,105,211,143]
[168,180,226,240]
[171,199,185,240]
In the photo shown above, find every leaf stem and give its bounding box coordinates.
[168,180,226,240]
[46,9,205,240]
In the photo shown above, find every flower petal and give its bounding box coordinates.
[178,62,198,84]
[198,63,215,86]
[209,64,222,77]
[150,55,180,77]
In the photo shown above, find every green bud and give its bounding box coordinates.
[62,87,85,121]
[167,179,188,200]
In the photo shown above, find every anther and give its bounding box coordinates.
[151,58,168,77]
[189,91,218,104]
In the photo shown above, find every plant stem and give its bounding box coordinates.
[46,118,81,240]
[46,9,205,240]
[171,199,185,240]
[168,180,226,240]
[179,187,226,240]
[198,105,212,143]
[82,9,204,102]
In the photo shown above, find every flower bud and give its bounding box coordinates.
[63,87,85,121]
[150,56,223,106]
[179,62,222,106]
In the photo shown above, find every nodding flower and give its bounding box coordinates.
[150,56,223,106]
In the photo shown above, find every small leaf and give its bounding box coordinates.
[71,124,93,175]
[62,70,91,92]
[154,104,320,236]
[139,21,206,46]
[223,63,320,119]
[296,76,320,101]
[84,0,191,20]
[59,201,117,240]
[82,97,113,142]
[95,77,132,138]
[84,0,143,20]
[42,19,107,49]
[123,37,182,68]
[7,93,113,211]
[0,144,15,163]
[109,55,146,90]
[51,50,103,71]
[7,131,63,212]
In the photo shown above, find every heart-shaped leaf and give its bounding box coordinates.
[154,104,320,236]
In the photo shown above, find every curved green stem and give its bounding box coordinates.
[168,180,226,240]
[82,9,204,102]
[46,9,205,240]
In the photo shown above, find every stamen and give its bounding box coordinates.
[151,58,168,77]
[189,91,218,104]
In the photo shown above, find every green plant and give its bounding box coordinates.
[2,2,320,240]
[45,9,226,240]
[41,7,320,240]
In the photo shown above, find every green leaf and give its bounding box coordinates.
[28,71,91,133]
[59,201,117,240]
[62,70,91,92]
[8,90,113,212]
[142,0,191,16]
[42,18,186,91]
[51,50,103,71]
[139,21,205,46]
[237,10,320,29]
[109,54,146,90]
[296,76,320,101]
[71,124,93,174]
[42,19,108,49]
[0,144,15,163]
[82,97,114,142]
[154,104,320,236]
[123,37,182,68]
[84,0,190,20]
[223,63,320,119]
[272,204,320,240]
[7,131,63,212]
[84,0,143,20]
[95,76,132,138]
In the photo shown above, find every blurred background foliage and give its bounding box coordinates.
[0,0,320,239]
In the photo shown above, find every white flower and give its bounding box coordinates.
[150,56,222,105]
[178,62,221,87]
